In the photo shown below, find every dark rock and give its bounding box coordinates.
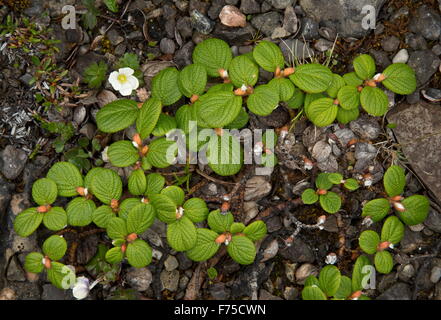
[280,239,315,263]
[314,39,334,52]
[176,17,193,40]
[208,0,226,20]
[381,35,400,52]
[259,289,283,300]
[177,252,193,270]
[405,33,428,50]
[41,284,72,300]
[424,209,441,233]
[350,115,381,140]
[0,177,13,222]
[126,267,153,291]
[299,0,385,38]
[400,228,424,253]
[107,29,124,46]
[269,0,294,9]
[22,156,50,194]
[408,50,441,85]
[369,49,391,69]
[74,52,106,77]
[174,42,194,68]
[212,23,256,45]
[406,91,421,104]
[225,0,239,4]
[299,17,319,40]
[266,215,282,232]
[409,5,441,41]
[190,10,215,34]
[240,0,261,14]
[251,12,281,37]
[422,88,441,103]
[0,145,27,180]
[209,283,231,300]
[377,283,412,300]
[387,102,441,203]
[256,106,290,128]
[279,39,314,63]
[160,270,180,292]
[190,0,210,14]
[159,38,176,54]
[260,1,272,13]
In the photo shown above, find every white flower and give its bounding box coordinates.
[325,253,337,265]
[72,276,101,300]
[101,146,109,162]
[109,67,139,96]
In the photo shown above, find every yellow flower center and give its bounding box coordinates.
[118,74,128,83]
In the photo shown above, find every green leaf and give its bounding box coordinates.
[161,186,185,206]
[207,83,234,94]
[304,275,320,287]
[178,64,207,98]
[337,107,360,125]
[381,216,404,244]
[92,205,115,228]
[183,198,208,223]
[90,168,122,204]
[32,178,58,206]
[229,55,259,88]
[192,38,232,77]
[146,138,177,168]
[334,276,352,300]
[359,230,380,254]
[119,198,141,220]
[47,162,84,197]
[252,40,284,72]
[360,87,388,116]
[290,64,333,93]
[305,98,338,127]
[84,167,105,189]
[302,286,327,300]
[305,93,326,108]
[96,99,139,133]
[83,61,108,89]
[247,84,280,116]
[152,113,177,137]
[198,91,242,128]
[104,0,119,12]
[24,252,44,274]
[319,265,341,297]
[42,235,67,261]
[382,63,417,95]
[224,107,249,130]
[286,87,305,109]
[128,169,147,196]
[145,173,165,197]
[207,209,234,234]
[315,173,333,191]
[328,173,343,184]
[352,255,373,292]
[47,262,76,290]
[176,104,197,134]
[338,86,360,110]
[14,208,43,237]
[207,132,243,177]
[343,72,363,86]
[127,203,156,234]
[43,207,67,231]
[383,165,406,197]
[151,67,182,106]
[230,222,246,234]
[353,54,376,80]
[375,250,394,274]
[150,194,177,224]
[343,178,360,191]
[185,228,220,262]
[302,188,319,204]
[105,246,124,264]
[136,97,162,139]
[126,239,152,268]
[107,217,128,240]
[326,74,345,98]
[243,220,267,241]
[362,198,391,222]
[399,195,430,226]
[320,192,341,214]
[66,197,95,227]
[167,216,197,251]
[227,235,256,265]
[107,141,139,167]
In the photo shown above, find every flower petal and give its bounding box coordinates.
[109,71,122,90]
[127,75,140,90]
[119,67,134,76]
[119,84,134,96]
